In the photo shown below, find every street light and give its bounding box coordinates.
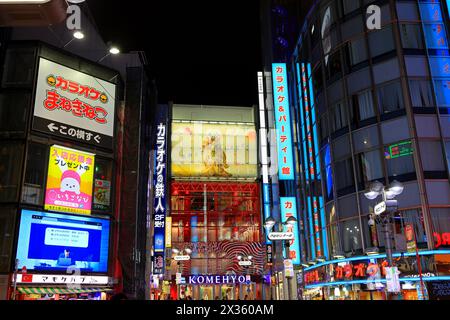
[98,45,121,63]
[364,180,404,266]
[62,30,85,48]
[264,216,298,300]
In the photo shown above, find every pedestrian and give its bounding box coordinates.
[244,294,248,300]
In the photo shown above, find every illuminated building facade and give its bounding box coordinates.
[154,104,265,300]
[281,0,450,300]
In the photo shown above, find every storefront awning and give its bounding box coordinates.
[17,287,113,295]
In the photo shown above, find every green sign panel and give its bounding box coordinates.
[386,141,413,159]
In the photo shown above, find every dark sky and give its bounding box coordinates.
[87,0,262,106]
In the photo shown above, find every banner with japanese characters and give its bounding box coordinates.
[45,145,95,215]
[153,122,168,274]
[33,58,116,148]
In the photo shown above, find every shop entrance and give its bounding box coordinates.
[179,283,258,300]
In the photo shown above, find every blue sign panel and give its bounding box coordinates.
[423,24,448,49]
[152,122,168,274]
[272,63,295,180]
[280,197,301,265]
[419,2,443,22]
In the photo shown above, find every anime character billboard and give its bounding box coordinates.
[44,145,95,215]
[171,122,257,179]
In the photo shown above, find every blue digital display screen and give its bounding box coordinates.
[15,209,110,273]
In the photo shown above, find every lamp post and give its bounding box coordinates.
[364,180,404,298]
[172,248,192,300]
[264,216,297,300]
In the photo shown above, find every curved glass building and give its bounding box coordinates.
[281,0,450,300]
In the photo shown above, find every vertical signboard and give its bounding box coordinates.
[153,123,167,274]
[280,197,301,265]
[272,63,295,180]
[44,145,95,215]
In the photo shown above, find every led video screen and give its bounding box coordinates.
[15,209,110,273]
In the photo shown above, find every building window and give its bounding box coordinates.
[347,37,368,66]
[377,81,404,114]
[313,65,324,94]
[398,209,427,246]
[352,89,376,122]
[445,140,450,172]
[0,207,16,272]
[1,47,36,87]
[384,140,415,178]
[368,25,395,58]
[22,143,48,206]
[0,142,23,202]
[0,92,30,133]
[400,24,424,49]
[431,208,450,241]
[356,149,384,186]
[419,140,446,172]
[326,51,342,81]
[341,218,363,255]
[409,80,434,107]
[331,100,348,132]
[93,158,113,212]
[335,157,355,194]
[342,0,360,15]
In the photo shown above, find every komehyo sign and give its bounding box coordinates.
[33,58,116,148]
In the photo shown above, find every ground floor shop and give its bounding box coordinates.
[301,251,450,300]
[10,286,112,300]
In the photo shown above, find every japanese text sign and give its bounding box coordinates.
[280,197,301,265]
[45,145,95,215]
[33,58,116,148]
[272,63,295,180]
[153,123,167,275]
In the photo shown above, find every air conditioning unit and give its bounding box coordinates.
[0,0,67,26]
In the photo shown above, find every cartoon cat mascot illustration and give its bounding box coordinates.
[57,156,89,195]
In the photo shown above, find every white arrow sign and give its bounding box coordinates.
[268,232,294,241]
[174,255,190,261]
[47,123,58,132]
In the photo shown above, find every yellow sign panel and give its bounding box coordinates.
[44,145,95,215]
[171,122,257,179]
[165,217,172,248]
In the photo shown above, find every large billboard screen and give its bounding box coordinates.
[44,145,95,215]
[15,209,110,274]
[171,122,257,179]
[32,58,116,148]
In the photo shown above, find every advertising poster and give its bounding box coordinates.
[171,122,257,179]
[93,179,111,210]
[45,145,95,215]
[33,58,116,148]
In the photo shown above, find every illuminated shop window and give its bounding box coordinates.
[340,218,363,255]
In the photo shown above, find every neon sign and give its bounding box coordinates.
[272,63,295,180]
[280,197,301,265]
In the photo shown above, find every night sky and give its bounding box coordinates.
[87,0,262,106]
